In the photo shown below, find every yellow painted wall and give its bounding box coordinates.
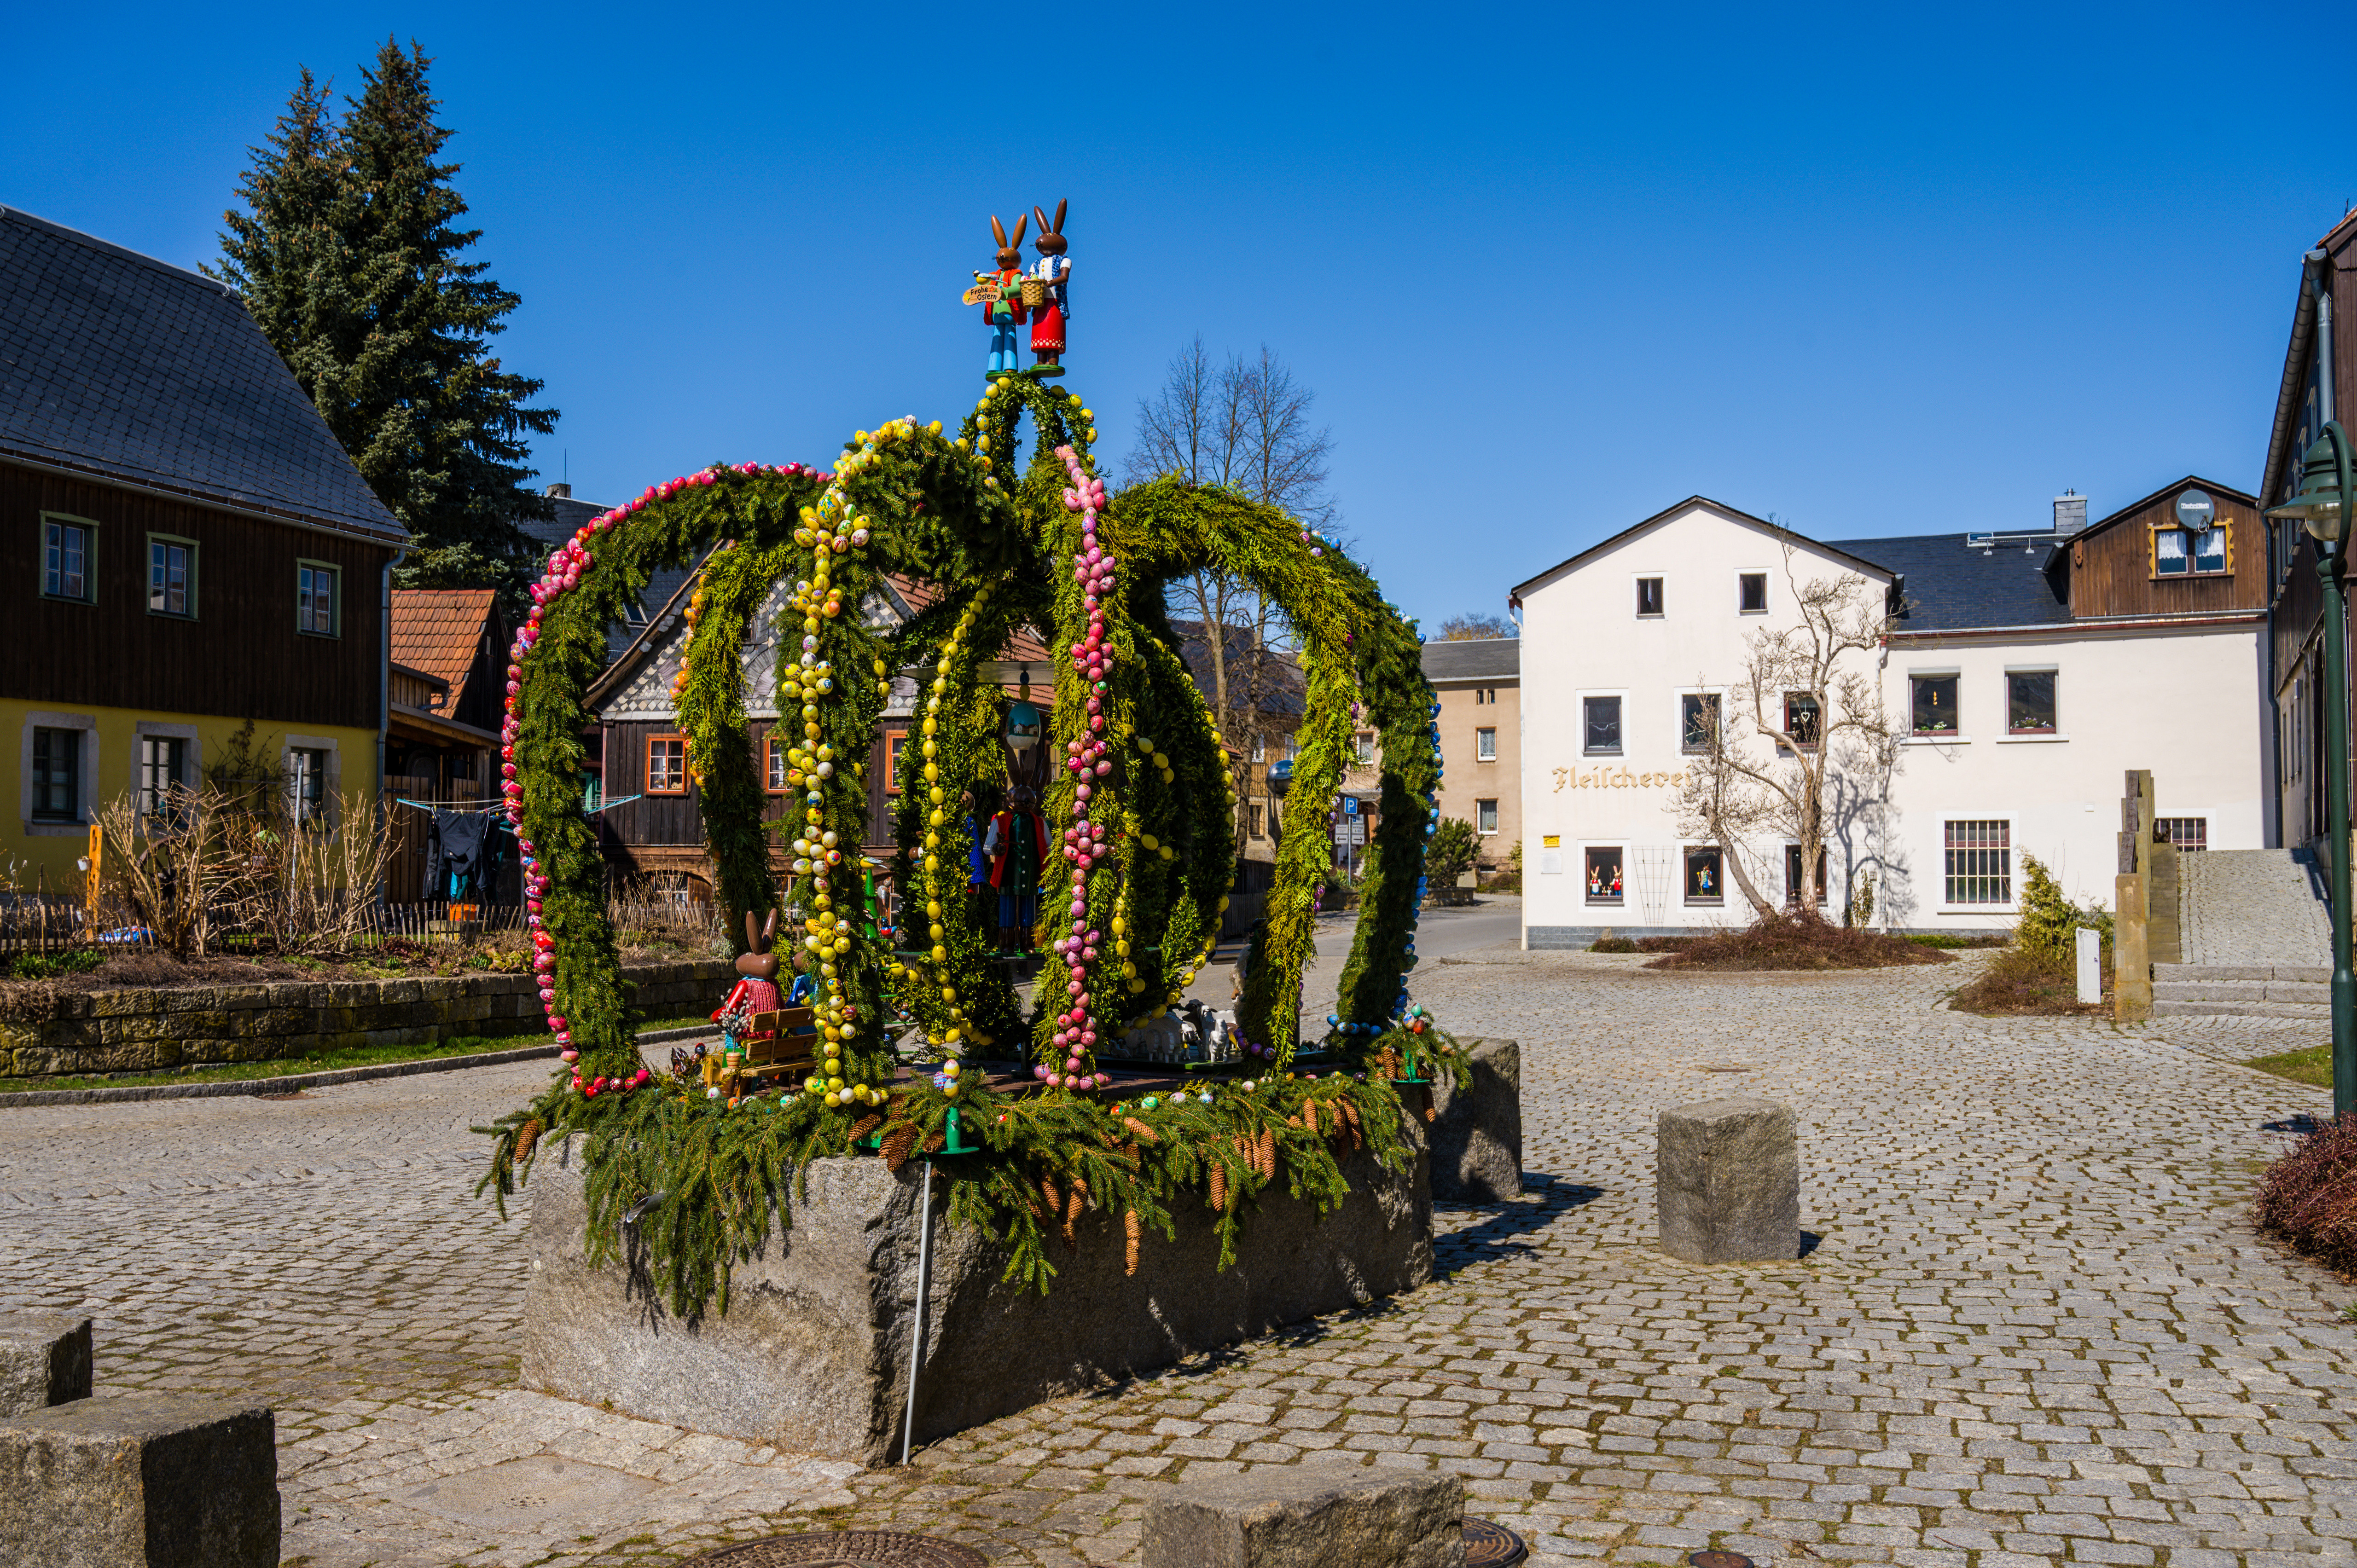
[1,699,378,891]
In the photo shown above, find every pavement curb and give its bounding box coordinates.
[0,1042,564,1108]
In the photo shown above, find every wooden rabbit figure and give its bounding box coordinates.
[714,908,783,1035]
[1029,200,1070,371]
[967,213,1029,379]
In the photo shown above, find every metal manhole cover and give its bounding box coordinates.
[1690,1552,1757,1568]
[683,1532,988,1568]
[1466,1516,1529,1567]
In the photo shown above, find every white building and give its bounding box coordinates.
[1509,488,2267,946]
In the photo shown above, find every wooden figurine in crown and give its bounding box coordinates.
[1028,200,1070,373]
[958,214,1030,379]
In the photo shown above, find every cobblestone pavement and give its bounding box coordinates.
[2182,851,2331,967]
[2,949,2352,1567]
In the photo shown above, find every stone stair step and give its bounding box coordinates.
[2153,963,2271,982]
[2153,981,2270,1001]
[2151,999,2331,1020]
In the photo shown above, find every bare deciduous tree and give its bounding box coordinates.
[1128,337,1335,851]
[1439,613,1515,641]
[1672,549,1899,920]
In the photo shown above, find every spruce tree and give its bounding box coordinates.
[212,40,557,595]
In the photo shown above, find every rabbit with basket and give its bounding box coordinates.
[713,908,783,1045]
[1027,199,1070,370]
[960,213,1030,377]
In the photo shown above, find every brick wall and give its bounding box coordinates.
[0,960,733,1082]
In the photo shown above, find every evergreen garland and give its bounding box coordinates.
[479,367,1453,1313]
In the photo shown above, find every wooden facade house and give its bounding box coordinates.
[383,589,513,903]
[581,568,1055,919]
[2257,208,2357,853]
[0,205,408,887]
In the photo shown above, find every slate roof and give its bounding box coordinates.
[1825,533,2072,632]
[1422,637,1519,683]
[517,492,696,662]
[0,204,405,543]
[390,589,499,715]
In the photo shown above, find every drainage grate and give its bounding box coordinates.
[682,1532,989,1568]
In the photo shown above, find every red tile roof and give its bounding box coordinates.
[887,573,1055,663]
[390,589,499,714]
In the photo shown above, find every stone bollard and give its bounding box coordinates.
[1143,1468,1466,1568]
[0,1312,92,1417]
[0,1394,280,1568]
[1657,1096,1800,1263]
[1430,1038,1522,1203]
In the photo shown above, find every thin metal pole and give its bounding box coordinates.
[2324,422,2357,1122]
[900,1159,935,1466]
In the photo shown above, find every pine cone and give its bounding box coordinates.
[1257,1127,1277,1180]
[881,1125,919,1171]
[1041,1175,1062,1221]
[851,1113,885,1140]
[515,1117,542,1166]
[1124,1209,1142,1276]
[1122,1116,1160,1143]
[1062,1178,1087,1245]
[1208,1162,1228,1213]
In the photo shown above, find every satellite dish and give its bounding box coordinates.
[2176,488,2215,532]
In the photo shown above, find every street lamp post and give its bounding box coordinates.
[2266,420,2357,1121]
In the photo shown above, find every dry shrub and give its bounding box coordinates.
[2253,1116,2357,1276]
[1643,912,1950,972]
[1948,944,2101,1017]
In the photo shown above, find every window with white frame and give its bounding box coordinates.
[1583,695,1621,755]
[1944,820,2011,904]
[1475,726,1497,761]
[297,561,340,636]
[139,736,187,820]
[2006,671,2057,735]
[1681,692,1718,753]
[147,536,196,617]
[288,747,329,824]
[1636,577,1663,617]
[1476,798,1498,834]
[1738,572,1767,613]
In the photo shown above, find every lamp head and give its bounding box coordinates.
[2266,433,2350,544]
[1003,697,1042,755]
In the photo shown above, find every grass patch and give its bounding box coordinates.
[1947,945,2104,1016]
[1642,914,1950,972]
[2244,1044,2334,1088]
[3,1033,547,1096]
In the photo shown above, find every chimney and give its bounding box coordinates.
[2052,490,2087,534]
[545,482,572,499]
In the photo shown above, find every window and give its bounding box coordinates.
[1738,572,1767,613]
[1353,732,1376,765]
[297,561,340,636]
[288,748,328,824]
[1477,799,1498,834]
[1476,727,1497,762]
[147,536,196,617]
[1783,693,1820,750]
[1681,692,1719,754]
[1636,577,1664,617]
[2006,671,2057,735]
[647,736,688,794]
[1684,845,1722,903]
[2155,522,2229,577]
[1784,844,1828,906]
[30,729,80,822]
[1583,695,1622,754]
[885,730,907,793]
[42,518,92,602]
[1944,820,2011,904]
[1249,802,1266,839]
[2158,816,2208,851]
[1910,675,1958,735]
[766,736,790,793]
[1252,739,1266,763]
[139,736,186,820]
[1585,845,1624,903]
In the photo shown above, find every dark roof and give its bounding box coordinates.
[0,204,404,543]
[1510,495,1892,599]
[518,491,691,661]
[1170,619,1306,719]
[1421,637,1519,682]
[1826,533,2072,632]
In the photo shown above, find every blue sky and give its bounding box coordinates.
[6,1,2353,631]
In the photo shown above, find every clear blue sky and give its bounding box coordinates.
[6,1,2352,631]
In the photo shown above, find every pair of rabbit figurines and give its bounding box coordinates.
[964,201,1070,378]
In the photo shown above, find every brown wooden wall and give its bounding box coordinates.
[598,719,910,858]
[2067,484,2267,619]
[2,461,394,729]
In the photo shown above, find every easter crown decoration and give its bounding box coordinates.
[476,202,1463,1312]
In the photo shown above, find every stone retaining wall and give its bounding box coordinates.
[0,960,733,1082]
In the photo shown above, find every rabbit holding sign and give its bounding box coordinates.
[962,213,1030,377]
